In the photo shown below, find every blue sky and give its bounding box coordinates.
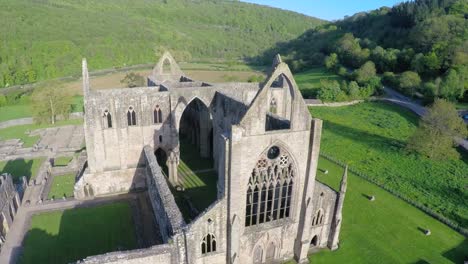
[241,0,406,21]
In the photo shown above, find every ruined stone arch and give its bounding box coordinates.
[174,95,212,131]
[245,142,297,227]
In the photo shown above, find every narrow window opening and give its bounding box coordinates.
[127,106,137,126]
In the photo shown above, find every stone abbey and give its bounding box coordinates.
[75,52,347,264]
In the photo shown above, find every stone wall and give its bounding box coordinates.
[143,145,185,242]
[77,244,175,264]
[0,174,20,243]
[309,182,338,249]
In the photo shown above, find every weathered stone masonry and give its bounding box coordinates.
[76,52,347,264]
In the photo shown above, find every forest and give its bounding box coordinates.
[0,0,323,88]
[258,0,467,103]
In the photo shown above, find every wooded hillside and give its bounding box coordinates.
[0,0,323,88]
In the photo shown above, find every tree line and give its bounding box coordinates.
[257,0,467,104]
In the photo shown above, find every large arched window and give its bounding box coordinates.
[153,105,163,124]
[201,234,216,254]
[312,209,324,226]
[127,106,137,126]
[103,110,112,128]
[245,145,295,227]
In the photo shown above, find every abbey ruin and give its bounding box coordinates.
[74,52,347,264]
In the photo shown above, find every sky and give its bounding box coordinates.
[241,0,406,21]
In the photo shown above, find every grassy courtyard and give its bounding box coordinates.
[20,202,137,264]
[53,155,73,167]
[173,139,217,221]
[297,158,467,264]
[0,119,83,147]
[295,68,344,99]
[48,173,75,199]
[310,102,468,229]
[0,157,45,182]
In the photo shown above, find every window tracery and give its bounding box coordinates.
[201,233,216,254]
[154,105,163,124]
[127,106,137,126]
[245,146,295,227]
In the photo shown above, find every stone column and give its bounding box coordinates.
[168,150,180,185]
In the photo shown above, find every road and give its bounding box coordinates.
[382,87,468,151]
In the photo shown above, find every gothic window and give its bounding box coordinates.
[311,235,318,247]
[201,234,216,255]
[153,105,163,124]
[245,146,295,227]
[312,209,324,226]
[269,98,277,114]
[103,110,112,128]
[127,106,137,126]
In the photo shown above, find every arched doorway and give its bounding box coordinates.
[179,98,213,162]
[155,148,168,175]
[253,246,263,264]
[311,235,318,247]
[266,242,276,263]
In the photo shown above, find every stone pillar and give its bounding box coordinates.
[294,119,322,263]
[328,165,347,250]
[168,150,180,185]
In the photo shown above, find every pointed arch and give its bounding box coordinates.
[153,105,163,124]
[201,233,216,255]
[253,245,263,264]
[266,242,276,261]
[312,208,324,226]
[127,106,137,126]
[245,143,296,227]
[311,235,318,247]
[103,109,112,128]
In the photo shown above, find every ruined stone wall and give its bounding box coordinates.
[77,243,176,264]
[0,174,20,239]
[309,182,338,249]
[183,199,228,264]
[143,145,185,242]
[228,126,313,264]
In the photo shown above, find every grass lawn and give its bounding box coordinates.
[53,156,73,167]
[47,173,75,199]
[0,119,83,147]
[309,102,468,229]
[0,104,31,122]
[173,139,217,221]
[293,158,467,264]
[19,202,137,264]
[295,68,344,99]
[0,157,45,182]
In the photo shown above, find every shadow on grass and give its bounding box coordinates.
[442,239,468,263]
[0,159,33,183]
[323,120,406,152]
[19,203,138,264]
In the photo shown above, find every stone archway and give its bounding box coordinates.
[311,235,318,247]
[155,148,168,175]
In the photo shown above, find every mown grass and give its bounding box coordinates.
[309,102,468,229]
[0,104,32,122]
[0,157,45,182]
[0,119,83,147]
[173,139,217,221]
[53,156,73,167]
[285,157,467,264]
[295,68,344,99]
[47,173,75,199]
[20,202,137,264]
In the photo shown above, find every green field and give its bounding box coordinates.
[295,68,344,99]
[0,104,32,122]
[299,158,467,264]
[20,202,137,264]
[309,102,468,229]
[53,156,73,167]
[0,119,83,147]
[0,157,45,182]
[48,173,75,199]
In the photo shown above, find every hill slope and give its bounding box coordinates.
[259,0,467,103]
[0,0,323,88]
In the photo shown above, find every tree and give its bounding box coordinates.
[317,80,342,102]
[31,81,72,124]
[398,71,421,96]
[324,53,338,70]
[120,72,145,88]
[347,81,360,99]
[354,61,376,85]
[406,99,467,160]
[439,69,464,100]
